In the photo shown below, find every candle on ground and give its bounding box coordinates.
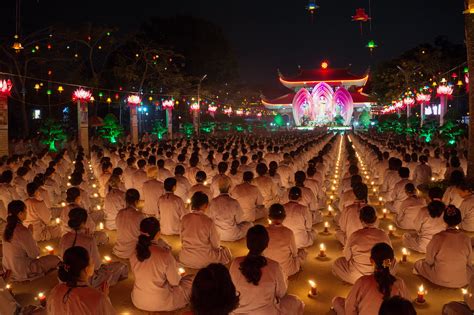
[382,208,387,219]
[55,217,60,224]
[308,280,318,296]
[178,267,186,276]
[328,205,333,216]
[45,245,54,255]
[388,225,395,236]
[318,243,326,257]
[37,292,47,306]
[402,248,408,262]
[417,284,426,303]
[323,221,330,233]
[104,256,112,263]
[99,222,104,230]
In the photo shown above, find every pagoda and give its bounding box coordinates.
[261,61,375,126]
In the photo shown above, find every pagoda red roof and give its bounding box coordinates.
[279,68,369,88]
[261,91,375,106]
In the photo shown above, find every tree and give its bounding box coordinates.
[466,1,474,180]
[151,120,167,140]
[359,110,371,129]
[39,118,67,152]
[98,113,123,144]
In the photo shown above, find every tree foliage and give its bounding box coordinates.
[152,120,168,140]
[39,119,67,152]
[98,114,123,144]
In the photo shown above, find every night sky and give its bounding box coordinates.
[0,0,466,95]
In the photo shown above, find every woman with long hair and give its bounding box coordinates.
[130,217,192,312]
[332,243,410,315]
[47,246,115,314]
[2,200,60,281]
[59,207,128,289]
[229,225,304,314]
[414,206,473,288]
[189,263,239,315]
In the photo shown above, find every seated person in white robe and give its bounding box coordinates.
[48,246,115,315]
[305,167,326,209]
[380,158,402,200]
[333,206,393,284]
[60,187,108,245]
[414,205,473,289]
[283,187,314,249]
[173,165,192,201]
[210,162,231,198]
[208,177,252,241]
[2,200,60,281]
[141,166,164,216]
[60,207,128,289]
[337,175,362,212]
[179,192,232,269]
[230,171,265,222]
[189,263,239,315]
[293,171,322,224]
[188,171,212,200]
[103,174,126,230]
[113,189,145,259]
[387,167,412,214]
[157,178,188,235]
[335,183,369,246]
[131,159,148,196]
[24,182,61,241]
[403,199,446,253]
[253,163,280,208]
[230,225,305,315]
[131,217,193,312]
[458,182,474,232]
[395,183,426,230]
[264,203,306,278]
[442,275,474,315]
[412,155,432,187]
[442,170,465,208]
[332,243,409,315]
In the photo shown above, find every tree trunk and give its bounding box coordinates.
[466,1,474,180]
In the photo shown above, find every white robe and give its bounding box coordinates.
[47,283,115,315]
[388,178,412,213]
[230,256,304,315]
[415,229,473,288]
[113,206,145,259]
[157,192,188,235]
[174,175,191,201]
[335,201,368,246]
[24,197,61,241]
[403,209,446,253]
[332,227,392,284]
[395,196,426,230]
[459,195,474,232]
[0,277,19,315]
[142,179,164,216]
[442,275,474,315]
[103,188,126,230]
[2,224,60,281]
[208,194,251,241]
[188,183,212,200]
[131,169,148,196]
[332,275,409,315]
[210,173,232,198]
[412,163,432,186]
[231,182,265,222]
[443,186,464,208]
[283,201,314,248]
[130,242,192,312]
[179,211,232,269]
[253,175,280,208]
[264,224,305,278]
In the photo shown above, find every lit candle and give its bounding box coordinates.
[268,218,273,225]
[378,196,383,202]
[402,248,408,262]
[37,292,46,306]
[67,182,71,187]
[93,193,99,198]
[318,243,326,258]
[329,195,334,200]
[5,283,12,293]
[68,175,71,179]
[103,255,112,263]
[45,245,54,255]
[92,184,97,188]
[61,201,66,207]
[382,208,387,219]
[371,181,375,185]
[431,177,435,181]
[96,205,101,210]
[331,186,336,191]
[99,222,104,230]
[323,221,330,234]
[333,180,337,184]
[55,217,61,225]
[178,267,186,276]
[372,187,377,193]
[203,180,208,186]
[388,225,395,236]
[308,280,318,296]
[327,205,333,216]
[462,288,469,296]
[417,284,426,303]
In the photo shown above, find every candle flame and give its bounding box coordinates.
[402,248,408,255]
[418,284,425,294]
[45,245,54,251]
[55,218,60,224]
[61,202,66,207]
[5,283,11,289]
[178,267,185,275]
[462,288,468,295]
[388,225,394,231]
[319,243,326,251]
[308,280,316,288]
[324,221,329,228]
[104,255,112,262]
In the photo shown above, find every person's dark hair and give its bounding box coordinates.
[294,171,306,185]
[112,167,123,177]
[190,263,239,315]
[136,217,161,262]
[26,182,39,197]
[239,225,269,285]
[1,170,13,183]
[378,296,417,315]
[58,246,90,295]
[256,163,267,176]
[68,207,88,247]
[16,166,28,177]
[217,162,228,174]
[269,203,286,220]
[3,200,26,242]
[359,205,377,225]
[191,191,209,210]
[371,243,396,300]
[125,188,140,205]
[427,200,445,218]
[398,167,409,178]
[353,183,368,202]
[268,161,278,177]
[175,165,185,176]
[428,187,444,200]
[164,177,177,192]
[69,173,83,186]
[348,165,359,176]
[289,186,302,200]
[195,171,207,183]
[350,175,363,188]
[404,183,416,195]
[66,187,81,203]
[243,171,254,183]
[443,205,462,227]
[449,170,465,187]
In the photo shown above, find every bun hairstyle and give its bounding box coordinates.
[191,263,239,315]
[3,200,26,242]
[240,225,269,285]
[269,203,286,221]
[136,217,160,262]
[444,205,462,227]
[371,243,396,300]
[58,246,90,300]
